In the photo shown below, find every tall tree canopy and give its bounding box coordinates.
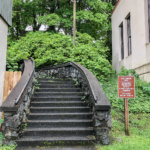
[7,0,118,73]
[9,0,115,41]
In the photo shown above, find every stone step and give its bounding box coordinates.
[28,113,93,120]
[23,127,94,137]
[30,107,91,113]
[27,120,93,128]
[30,101,88,107]
[32,97,83,102]
[16,136,96,147]
[15,146,96,150]
[32,95,83,99]
[38,84,79,88]
[38,81,75,84]
[38,78,73,81]
[34,92,84,96]
[35,88,81,92]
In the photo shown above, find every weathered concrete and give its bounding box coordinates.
[0,17,8,118]
[36,64,112,145]
[112,0,150,82]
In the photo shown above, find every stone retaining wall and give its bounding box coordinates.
[2,77,35,145]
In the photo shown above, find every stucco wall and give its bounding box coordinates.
[0,17,8,118]
[112,0,150,82]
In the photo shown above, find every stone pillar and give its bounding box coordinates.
[0,17,8,118]
[94,110,112,145]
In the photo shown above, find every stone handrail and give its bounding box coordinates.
[71,62,110,110]
[0,58,35,112]
[0,58,35,145]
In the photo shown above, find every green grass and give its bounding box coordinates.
[0,144,16,150]
[96,109,150,150]
[97,71,150,150]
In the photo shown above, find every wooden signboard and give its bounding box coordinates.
[118,76,135,98]
[118,76,135,136]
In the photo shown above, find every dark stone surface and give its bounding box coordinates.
[15,147,97,150]
[2,75,35,144]
[35,62,112,144]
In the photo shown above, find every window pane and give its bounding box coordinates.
[120,24,124,60]
[127,15,132,55]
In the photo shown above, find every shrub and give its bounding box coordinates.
[7,32,114,80]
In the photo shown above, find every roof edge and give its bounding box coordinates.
[112,0,121,16]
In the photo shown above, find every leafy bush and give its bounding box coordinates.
[0,144,16,150]
[101,67,150,113]
[38,14,60,27]
[7,31,114,80]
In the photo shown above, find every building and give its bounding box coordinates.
[112,0,150,82]
[0,0,12,117]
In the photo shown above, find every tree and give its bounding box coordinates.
[8,0,114,62]
[9,0,114,41]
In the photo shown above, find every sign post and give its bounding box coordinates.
[118,76,135,136]
[124,98,129,135]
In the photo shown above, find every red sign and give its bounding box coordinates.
[118,76,135,98]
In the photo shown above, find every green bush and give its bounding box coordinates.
[0,144,16,150]
[7,31,114,80]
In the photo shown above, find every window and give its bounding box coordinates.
[126,14,132,55]
[148,0,150,41]
[120,23,124,60]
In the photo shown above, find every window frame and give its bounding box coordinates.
[126,13,132,56]
[148,0,150,42]
[119,22,124,60]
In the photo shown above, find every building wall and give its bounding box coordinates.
[112,0,150,82]
[0,17,8,118]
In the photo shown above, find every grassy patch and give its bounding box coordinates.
[97,67,150,150]
[96,110,150,150]
[98,69,150,150]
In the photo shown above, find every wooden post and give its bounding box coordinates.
[124,98,130,136]
[73,0,76,46]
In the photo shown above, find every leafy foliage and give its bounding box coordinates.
[0,144,16,150]
[38,14,60,27]
[101,67,150,113]
[7,32,114,80]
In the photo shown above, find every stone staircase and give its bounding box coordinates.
[16,77,96,149]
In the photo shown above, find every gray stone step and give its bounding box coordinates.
[35,88,81,92]
[16,77,96,149]
[16,136,96,147]
[15,146,96,150]
[30,107,91,113]
[38,84,79,88]
[32,97,83,102]
[30,101,88,107]
[27,120,93,128]
[38,81,75,84]
[34,92,84,96]
[23,127,94,137]
[38,78,73,81]
[28,113,93,120]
